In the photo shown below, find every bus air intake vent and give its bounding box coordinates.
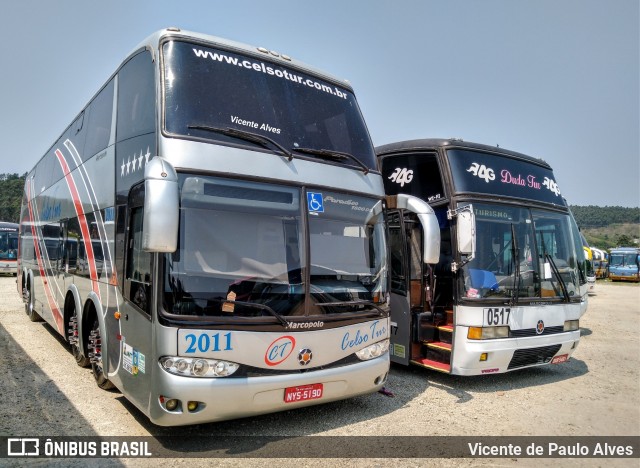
[507,344,562,370]
[509,325,565,338]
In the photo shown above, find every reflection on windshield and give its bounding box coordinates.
[163,40,376,171]
[460,203,579,301]
[162,176,387,320]
[308,192,387,314]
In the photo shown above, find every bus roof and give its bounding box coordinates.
[375,138,552,170]
[0,222,18,231]
[130,28,354,93]
[610,247,640,253]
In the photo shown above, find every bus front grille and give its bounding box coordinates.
[507,344,562,370]
[509,326,565,338]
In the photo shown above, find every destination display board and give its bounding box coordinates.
[446,149,566,206]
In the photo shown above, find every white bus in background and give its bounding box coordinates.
[0,222,19,275]
[377,139,586,375]
[18,29,390,426]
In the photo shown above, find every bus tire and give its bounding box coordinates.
[67,300,90,368]
[25,282,42,322]
[89,317,114,390]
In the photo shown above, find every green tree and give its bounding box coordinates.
[0,173,26,222]
[616,234,633,247]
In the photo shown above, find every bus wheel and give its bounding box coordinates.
[88,318,114,390]
[68,310,90,367]
[24,284,42,322]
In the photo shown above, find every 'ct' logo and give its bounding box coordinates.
[265,336,296,366]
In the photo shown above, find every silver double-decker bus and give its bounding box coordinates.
[18,29,390,425]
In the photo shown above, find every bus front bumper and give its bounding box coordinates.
[452,329,580,376]
[147,354,389,426]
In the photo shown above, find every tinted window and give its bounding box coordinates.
[84,79,115,158]
[447,150,566,206]
[163,40,376,171]
[117,52,155,142]
[126,206,152,313]
[380,152,445,203]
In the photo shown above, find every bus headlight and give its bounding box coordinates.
[356,339,389,361]
[468,326,510,340]
[159,356,239,377]
[564,320,579,332]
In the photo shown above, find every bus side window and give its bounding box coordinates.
[125,206,152,314]
[84,79,115,160]
[117,51,155,142]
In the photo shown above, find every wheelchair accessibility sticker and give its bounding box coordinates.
[307,192,324,214]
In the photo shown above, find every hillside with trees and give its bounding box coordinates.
[570,205,640,250]
[0,173,26,223]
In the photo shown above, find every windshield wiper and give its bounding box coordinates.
[545,253,571,303]
[188,125,293,161]
[315,300,386,316]
[293,147,369,174]
[209,297,288,327]
[510,224,520,306]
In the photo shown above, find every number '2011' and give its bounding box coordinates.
[184,333,233,353]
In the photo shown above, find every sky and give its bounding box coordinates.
[2,0,638,207]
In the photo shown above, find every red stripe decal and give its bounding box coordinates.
[55,150,101,298]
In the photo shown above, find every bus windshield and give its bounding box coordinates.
[0,231,18,260]
[163,40,376,171]
[460,203,580,301]
[610,253,638,267]
[162,176,387,320]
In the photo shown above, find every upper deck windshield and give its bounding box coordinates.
[162,175,388,322]
[162,40,376,171]
[0,230,18,261]
[460,203,582,302]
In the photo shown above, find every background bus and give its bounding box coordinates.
[0,221,19,275]
[608,247,640,282]
[18,29,390,426]
[377,139,586,375]
[591,247,608,279]
[580,233,596,295]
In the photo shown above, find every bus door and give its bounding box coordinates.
[117,188,153,406]
[386,195,441,366]
[388,210,429,365]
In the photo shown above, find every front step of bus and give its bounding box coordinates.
[411,310,453,374]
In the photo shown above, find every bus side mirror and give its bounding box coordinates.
[143,157,179,252]
[456,207,476,258]
[389,194,441,265]
[447,205,476,263]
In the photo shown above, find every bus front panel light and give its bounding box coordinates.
[564,320,579,332]
[159,356,240,378]
[468,326,510,340]
[187,401,199,412]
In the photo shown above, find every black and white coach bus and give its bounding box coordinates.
[18,28,392,425]
[377,139,587,375]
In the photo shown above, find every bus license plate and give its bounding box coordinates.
[551,354,569,364]
[284,383,323,403]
